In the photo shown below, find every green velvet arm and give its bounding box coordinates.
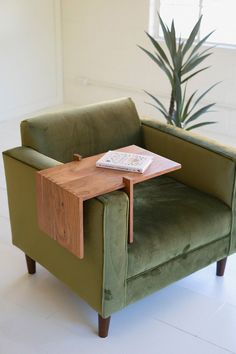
[3,146,62,170]
[141,118,236,254]
[141,118,236,161]
[3,147,129,317]
[141,118,236,206]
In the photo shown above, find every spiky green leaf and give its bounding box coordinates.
[182,91,197,119]
[181,67,210,84]
[184,103,215,126]
[189,82,220,113]
[186,121,216,131]
[170,20,177,55]
[158,14,175,58]
[172,110,182,127]
[182,16,202,57]
[145,31,171,68]
[183,44,212,70]
[144,90,168,113]
[188,31,215,59]
[182,53,212,75]
[179,84,187,121]
[174,74,182,126]
[177,37,184,54]
[197,45,214,58]
[138,45,174,84]
[146,102,172,123]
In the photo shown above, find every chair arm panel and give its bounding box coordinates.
[141,118,236,208]
[96,192,129,317]
[3,146,62,170]
[3,151,129,317]
[142,118,236,161]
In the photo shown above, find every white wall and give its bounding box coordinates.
[0,0,63,121]
[61,0,236,144]
[61,0,153,110]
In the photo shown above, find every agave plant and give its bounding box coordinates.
[139,15,218,130]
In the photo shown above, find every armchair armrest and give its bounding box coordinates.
[141,118,236,208]
[3,146,129,317]
[141,118,236,161]
[2,146,62,170]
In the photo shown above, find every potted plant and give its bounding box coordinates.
[139,15,218,130]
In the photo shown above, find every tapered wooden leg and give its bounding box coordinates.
[216,257,227,276]
[98,315,111,338]
[25,254,36,274]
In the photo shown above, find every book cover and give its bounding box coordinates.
[96,150,153,173]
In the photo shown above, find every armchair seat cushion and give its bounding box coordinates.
[128,176,231,278]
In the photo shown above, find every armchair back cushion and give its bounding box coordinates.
[21,98,141,163]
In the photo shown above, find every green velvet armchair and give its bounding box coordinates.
[3,97,236,337]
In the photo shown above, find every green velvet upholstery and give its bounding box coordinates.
[141,118,236,207]
[128,176,231,278]
[127,237,229,305]
[2,97,236,334]
[3,151,128,318]
[141,118,236,254]
[21,97,141,163]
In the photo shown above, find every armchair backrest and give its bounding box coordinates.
[20,97,142,162]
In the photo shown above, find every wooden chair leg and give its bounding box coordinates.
[98,315,111,338]
[216,257,227,276]
[25,254,36,274]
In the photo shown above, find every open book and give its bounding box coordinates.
[96,150,153,173]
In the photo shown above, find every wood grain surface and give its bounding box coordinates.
[36,145,181,258]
